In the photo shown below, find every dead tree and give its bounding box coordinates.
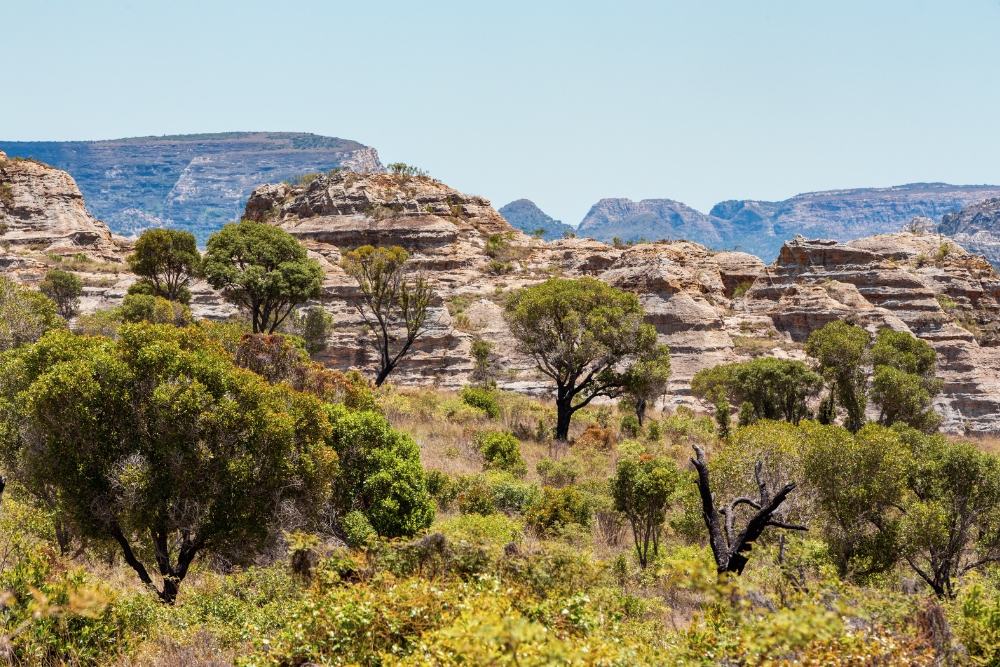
[690,444,807,574]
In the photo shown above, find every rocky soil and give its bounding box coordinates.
[3,156,1000,434]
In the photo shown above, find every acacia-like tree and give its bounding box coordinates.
[203,220,324,333]
[503,278,658,441]
[341,245,433,386]
[692,357,823,425]
[38,269,83,319]
[127,228,202,304]
[0,324,337,603]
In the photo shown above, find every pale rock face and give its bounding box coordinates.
[6,160,1000,433]
[0,152,123,263]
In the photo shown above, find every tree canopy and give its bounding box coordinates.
[127,228,202,304]
[0,323,337,603]
[692,357,822,426]
[38,269,83,319]
[503,277,659,440]
[805,321,870,432]
[341,245,433,386]
[0,276,63,353]
[203,220,324,334]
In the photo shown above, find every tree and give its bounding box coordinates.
[341,245,433,387]
[503,278,659,441]
[0,276,63,352]
[470,338,496,389]
[38,270,83,319]
[0,324,337,603]
[869,328,942,431]
[120,293,191,326]
[805,321,870,432]
[621,344,671,425]
[690,444,807,575]
[324,403,434,538]
[203,220,324,334]
[610,455,679,568]
[692,358,822,425]
[126,228,202,304]
[280,305,334,355]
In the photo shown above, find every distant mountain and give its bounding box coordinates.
[939,197,1000,266]
[0,132,383,244]
[498,199,575,240]
[577,183,1000,261]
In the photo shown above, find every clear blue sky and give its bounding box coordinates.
[3,0,1000,225]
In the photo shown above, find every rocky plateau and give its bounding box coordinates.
[3,154,1000,434]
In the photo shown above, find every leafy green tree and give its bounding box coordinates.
[621,344,671,425]
[503,278,659,441]
[869,328,942,431]
[610,456,679,568]
[38,270,83,319]
[0,276,63,352]
[203,220,324,334]
[0,324,337,603]
[692,357,822,425]
[324,403,434,538]
[803,423,910,580]
[280,305,334,355]
[476,431,526,478]
[120,293,191,326]
[126,228,202,304]
[341,245,433,387]
[805,321,870,432]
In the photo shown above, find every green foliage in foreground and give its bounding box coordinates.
[0,276,63,353]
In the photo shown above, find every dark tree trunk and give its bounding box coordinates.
[635,397,647,426]
[555,392,574,441]
[691,445,807,574]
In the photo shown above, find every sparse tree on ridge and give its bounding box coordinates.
[38,269,83,319]
[503,277,659,441]
[203,220,324,334]
[127,228,202,304]
[341,245,433,387]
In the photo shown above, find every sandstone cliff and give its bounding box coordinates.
[0,133,384,244]
[938,197,1000,267]
[3,158,1000,434]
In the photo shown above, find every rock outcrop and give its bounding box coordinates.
[738,233,1000,433]
[0,151,123,263]
[4,157,1000,433]
[0,133,384,244]
[938,197,1000,267]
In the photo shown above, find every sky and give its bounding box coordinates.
[3,0,1000,226]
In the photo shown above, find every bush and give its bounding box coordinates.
[526,486,592,537]
[0,276,63,352]
[646,418,661,441]
[425,470,459,510]
[457,476,496,515]
[325,404,435,538]
[487,472,541,515]
[120,293,191,326]
[476,430,527,478]
[536,457,581,487]
[460,386,500,419]
[38,269,83,319]
[342,511,377,549]
[620,414,640,438]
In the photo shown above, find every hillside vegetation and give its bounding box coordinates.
[1,225,1000,666]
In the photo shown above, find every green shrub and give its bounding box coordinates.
[476,430,527,477]
[620,414,640,438]
[646,418,662,441]
[487,472,540,514]
[425,469,459,510]
[526,486,592,536]
[536,457,581,487]
[38,269,83,319]
[457,476,496,515]
[342,510,377,549]
[120,293,191,326]
[460,386,500,419]
[325,404,435,538]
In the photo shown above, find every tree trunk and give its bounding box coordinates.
[634,398,647,426]
[555,393,573,441]
[375,363,394,387]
